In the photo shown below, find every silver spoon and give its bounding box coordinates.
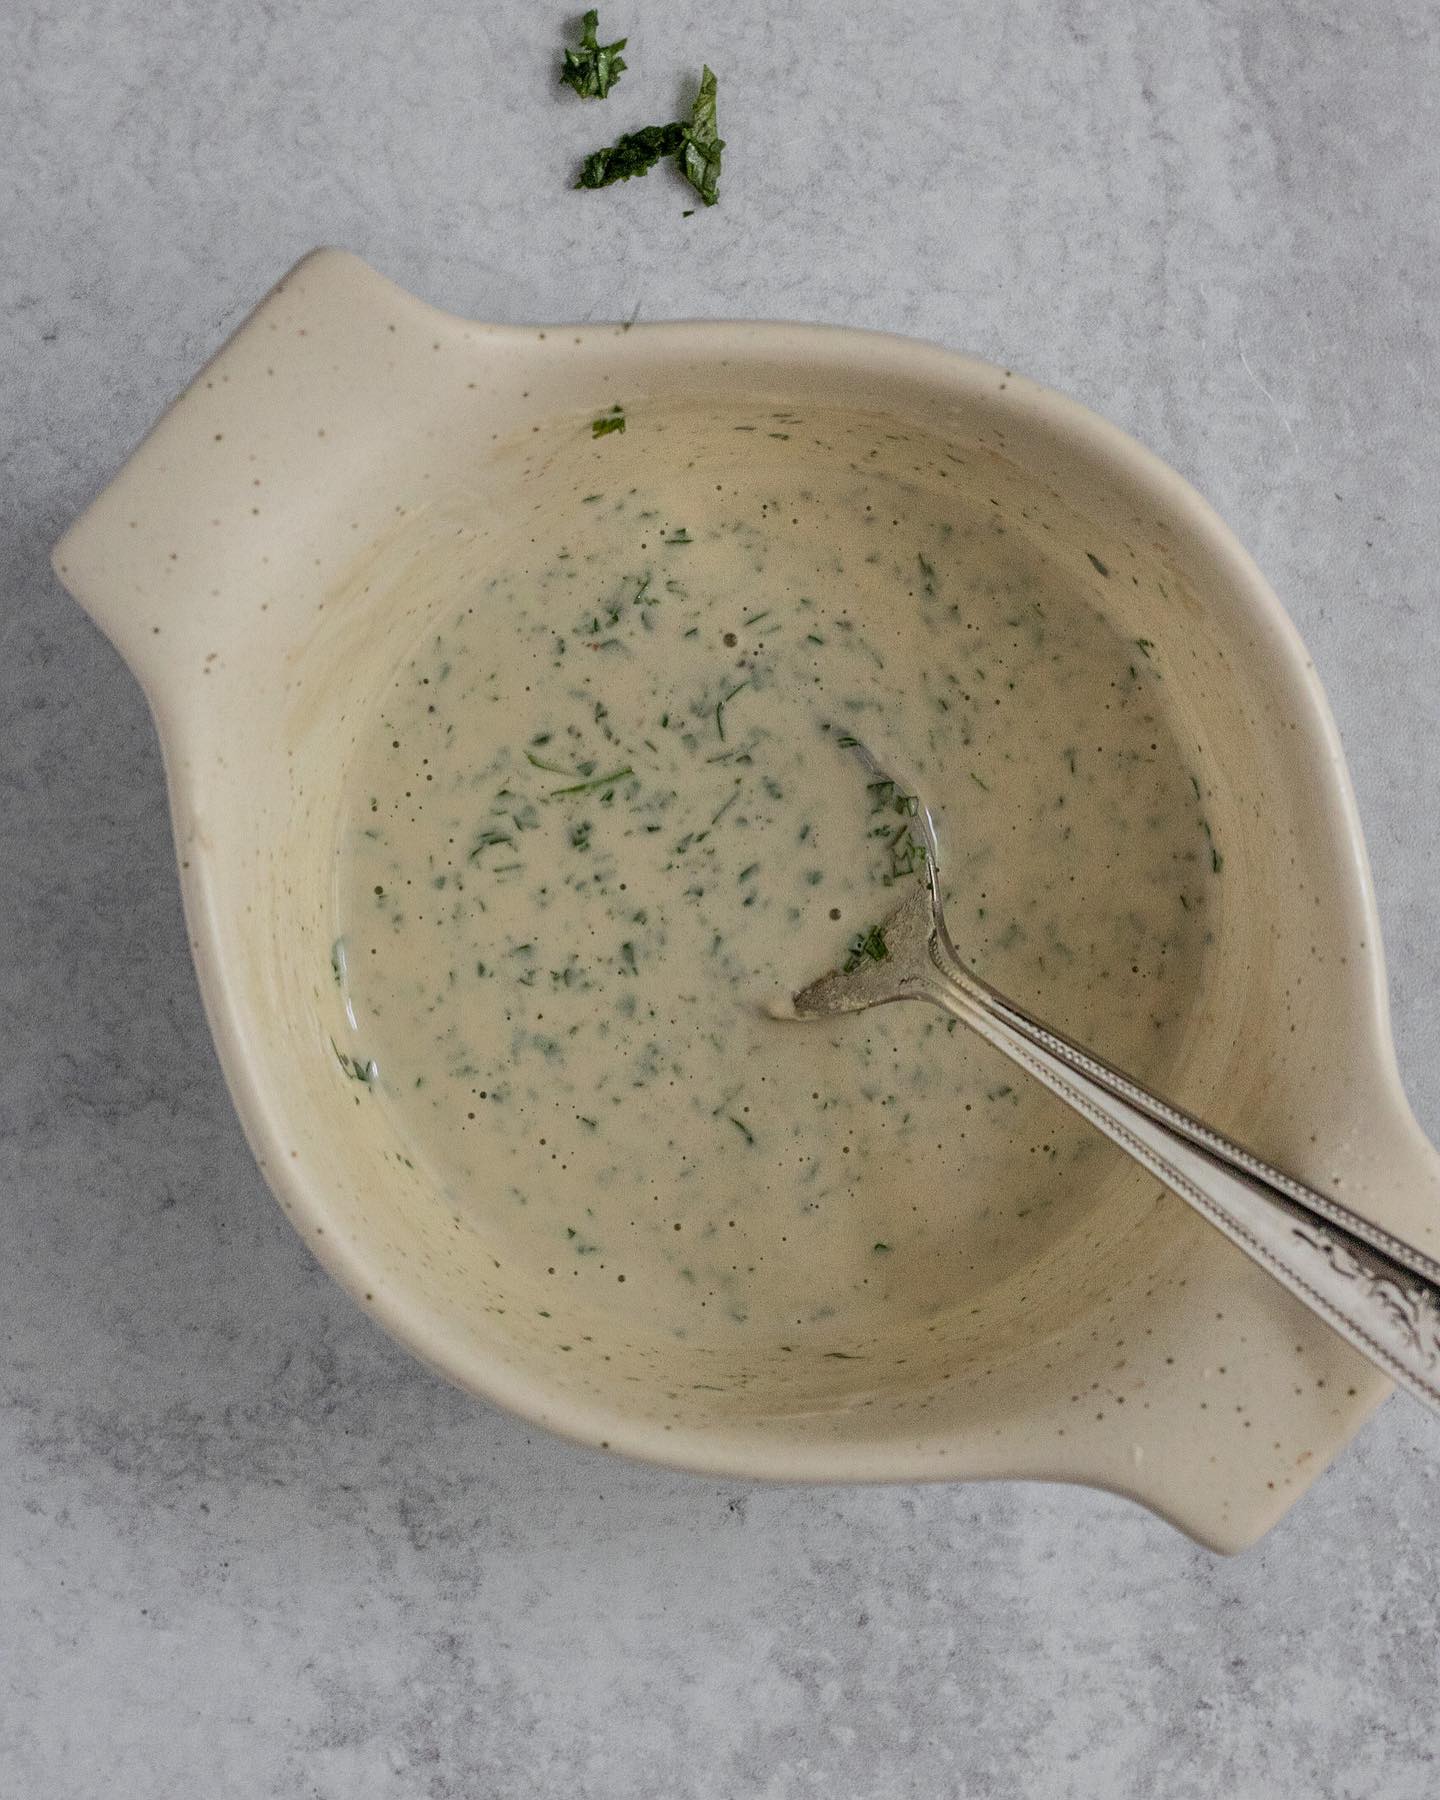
[791,743,1440,1415]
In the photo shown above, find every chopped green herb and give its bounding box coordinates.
[887,827,927,880]
[715,680,749,740]
[331,1039,378,1084]
[592,407,626,438]
[576,67,722,206]
[526,749,580,775]
[468,827,515,861]
[577,121,686,190]
[678,66,723,206]
[560,9,627,100]
[547,765,633,797]
[843,924,889,973]
[868,779,919,819]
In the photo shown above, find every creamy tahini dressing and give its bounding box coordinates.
[335,462,1218,1343]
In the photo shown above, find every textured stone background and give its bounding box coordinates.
[2,3,1437,1795]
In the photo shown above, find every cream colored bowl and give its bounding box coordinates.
[53,250,1440,1551]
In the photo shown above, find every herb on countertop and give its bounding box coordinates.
[577,121,686,189]
[561,10,627,99]
[678,66,723,206]
[575,67,722,203]
[592,406,626,437]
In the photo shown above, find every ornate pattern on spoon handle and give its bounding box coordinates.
[1289,1225,1440,1377]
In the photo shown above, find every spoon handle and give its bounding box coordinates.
[917,944,1440,1413]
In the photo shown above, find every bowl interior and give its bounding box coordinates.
[218,382,1356,1451]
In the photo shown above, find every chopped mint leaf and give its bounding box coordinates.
[678,66,723,206]
[577,122,686,190]
[561,10,627,100]
[575,67,722,206]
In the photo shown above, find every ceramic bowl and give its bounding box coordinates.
[53,250,1440,1551]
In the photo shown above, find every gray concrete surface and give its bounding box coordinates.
[2,3,1438,1795]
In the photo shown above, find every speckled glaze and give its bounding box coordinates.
[52,249,1440,1552]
